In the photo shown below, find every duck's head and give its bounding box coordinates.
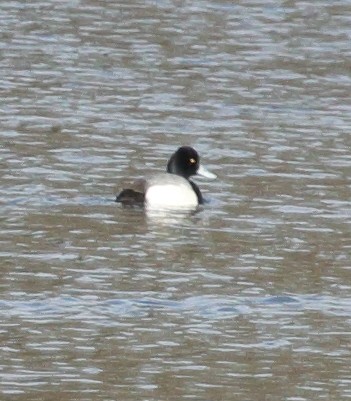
[167,146,216,180]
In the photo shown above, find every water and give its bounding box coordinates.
[1,0,351,400]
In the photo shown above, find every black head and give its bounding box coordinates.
[167,146,200,179]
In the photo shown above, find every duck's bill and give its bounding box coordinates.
[197,164,217,179]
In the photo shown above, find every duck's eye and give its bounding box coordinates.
[189,158,196,165]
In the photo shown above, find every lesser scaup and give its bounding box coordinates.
[116,146,216,209]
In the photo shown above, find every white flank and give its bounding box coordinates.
[146,183,198,210]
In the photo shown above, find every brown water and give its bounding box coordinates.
[1,0,351,400]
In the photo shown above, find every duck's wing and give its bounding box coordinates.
[116,178,146,206]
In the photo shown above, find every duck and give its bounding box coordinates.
[116,146,216,210]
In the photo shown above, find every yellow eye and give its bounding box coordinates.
[189,158,196,164]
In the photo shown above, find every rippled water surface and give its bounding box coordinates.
[1,0,351,400]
